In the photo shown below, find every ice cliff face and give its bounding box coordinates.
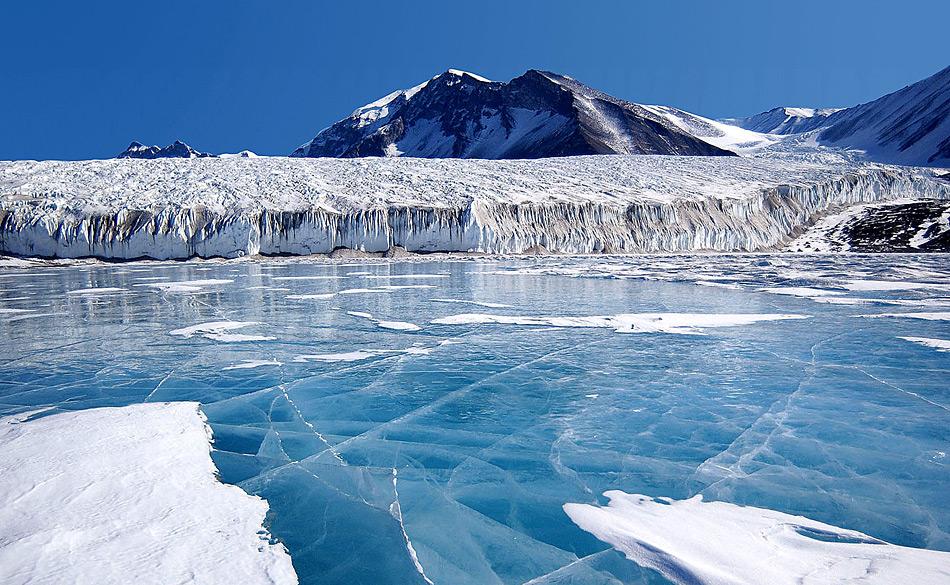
[1,154,947,260]
[292,70,735,159]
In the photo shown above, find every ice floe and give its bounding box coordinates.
[223,359,284,370]
[140,279,234,293]
[431,298,513,308]
[286,293,336,300]
[758,286,845,298]
[65,286,128,296]
[844,279,950,292]
[862,312,950,321]
[272,276,345,281]
[294,345,433,363]
[431,312,808,335]
[564,491,950,585]
[898,337,950,352]
[347,311,422,331]
[0,403,297,585]
[169,321,276,342]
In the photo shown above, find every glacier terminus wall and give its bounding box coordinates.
[0,154,947,260]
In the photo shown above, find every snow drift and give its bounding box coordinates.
[0,403,297,585]
[0,154,947,260]
[564,491,950,585]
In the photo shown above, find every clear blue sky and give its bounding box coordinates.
[3,0,947,160]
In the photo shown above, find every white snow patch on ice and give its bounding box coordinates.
[347,311,421,332]
[293,351,382,363]
[564,491,950,585]
[431,312,808,335]
[431,298,513,308]
[862,311,950,321]
[0,403,297,585]
[758,286,845,298]
[66,287,128,296]
[169,321,275,342]
[286,293,336,300]
[844,279,949,292]
[223,359,283,370]
[898,337,950,352]
[140,279,234,293]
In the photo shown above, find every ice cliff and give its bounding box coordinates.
[0,154,947,260]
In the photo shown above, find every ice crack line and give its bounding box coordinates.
[278,383,346,465]
[391,468,434,585]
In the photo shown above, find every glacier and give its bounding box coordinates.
[1,254,948,585]
[1,153,947,260]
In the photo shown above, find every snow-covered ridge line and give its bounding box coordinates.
[0,156,946,259]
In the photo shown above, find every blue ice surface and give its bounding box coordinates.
[1,254,948,585]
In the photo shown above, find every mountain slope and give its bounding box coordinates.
[292,69,735,159]
[639,105,780,154]
[118,141,212,159]
[817,66,950,166]
[721,107,842,135]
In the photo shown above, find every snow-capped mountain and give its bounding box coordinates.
[720,66,950,167]
[292,69,735,159]
[816,65,950,166]
[720,107,842,135]
[117,140,213,159]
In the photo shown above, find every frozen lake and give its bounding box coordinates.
[2,254,949,584]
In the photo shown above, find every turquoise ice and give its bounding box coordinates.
[1,254,948,584]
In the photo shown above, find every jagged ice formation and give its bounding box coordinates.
[0,154,947,259]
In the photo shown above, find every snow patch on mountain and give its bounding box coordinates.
[292,69,735,159]
[721,106,843,135]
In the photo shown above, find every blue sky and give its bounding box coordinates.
[3,1,947,160]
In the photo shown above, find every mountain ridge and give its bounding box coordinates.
[291,69,735,159]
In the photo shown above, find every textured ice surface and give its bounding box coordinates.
[1,153,948,258]
[0,403,297,585]
[0,255,948,585]
[565,491,950,585]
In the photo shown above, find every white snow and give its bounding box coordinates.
[1,153,946,259]
[640,105,781,153]
[431,298,513,309]
[446,69,492,82]
[347,310,421,331]
[431,312,808,335]
[223,359,283,370]
[845,279,950,292]
[564,491,950,585]
[898,336,950,352]
[139,279,234,293]
[862,311,950,321]
[66,286,127,295]
[0,403,297,585]
[169,321,275,342]
[294,351,380,363]
[758,286,846,298]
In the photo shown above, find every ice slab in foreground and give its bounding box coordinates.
[564,491,950,585]
[0,403,297,585]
